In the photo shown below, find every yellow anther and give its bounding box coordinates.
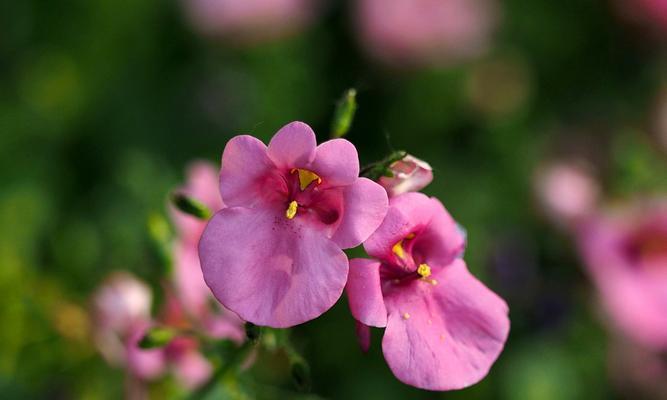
[291,168,322,191]
[392,240,405,259]
[417,263,431,278]
[402,313,411,320]
[285,201,298,219]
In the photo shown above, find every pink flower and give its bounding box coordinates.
[355,0,499,67]
[200,121,389,328]
[378,154,433,197]
[92,272,155,367]
[346,192,509,390]
[578,200,667,350]
[183,0,321,43]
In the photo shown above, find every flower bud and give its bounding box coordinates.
[290,356,311,392]
[170,192,213,220]
[378,154,433,197]
[138,327,177,349]
[330,88,358,138]
[244,322,261,344]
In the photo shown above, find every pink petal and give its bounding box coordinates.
[172,348,213,389]
[382,259,509,390]
[331,178,389,249]
[126,324,166,381]
[355,320,372,353]
[203,309,246,343]
[363,192,438,261]
[346,258,387,327]
[199,206,349,328]
[311,139,360,187]
[267,121,317,169]
[219,135,277,208]
[173,242,210,318]
[411,198,466,268]
[172,161,224,243]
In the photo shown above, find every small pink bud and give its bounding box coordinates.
[378,155,434,197]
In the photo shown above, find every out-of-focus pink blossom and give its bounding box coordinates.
[534,161,600,227]
[378,154,433,197]
[355,0,499,67]
[200,121,388,328]
[578,200,667,350]
[346,192,509,390]
[92,272,154,367]
[183,0,321,43]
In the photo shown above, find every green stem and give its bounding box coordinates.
[188,340,255,400]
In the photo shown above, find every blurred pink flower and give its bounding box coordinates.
[92,272,155,368]
[183,0,321,43]
[199,121,388,327]
[378,154,433,197]
[346,192,509,390]
[578,200,667,350]
[534,161,600,227]
[355,0,499,67]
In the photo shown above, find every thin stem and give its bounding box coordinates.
[188,340,255,400]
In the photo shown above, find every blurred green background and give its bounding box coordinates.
[2,0,667,398]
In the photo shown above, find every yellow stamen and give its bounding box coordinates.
[392,240,405,259]
[392,234,415,260]
[291,168,322,191]
[402,312,411,320]
[285,201,298,219]
[417,263,431,278]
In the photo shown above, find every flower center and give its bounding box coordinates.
[625,229,667,271]
[283,169,323,220]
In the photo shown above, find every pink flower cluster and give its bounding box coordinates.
[197,121,510,390]
[92,162,245,389]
